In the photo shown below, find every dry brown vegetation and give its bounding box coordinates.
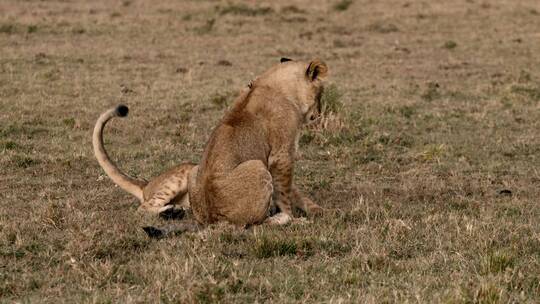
[1,0,540,303]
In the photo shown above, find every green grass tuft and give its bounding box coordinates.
[320,84,343,115]
[62,118,76,128]
[443,40,458,49]
[194,18,215,35]
[333,0,353,11]
[218,4,274,16]
[481,251,515,274]
[253,237,298,258]
[27,25,38,33]
[0,24,15,34]
[368,21,399,33]
[3,141,19,150]
[510,85,540,101]
[71,26,85,34]
[281,5,306,14]
[209,91,234,109]
[13,155,38,168]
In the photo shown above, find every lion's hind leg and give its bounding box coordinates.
[138,171,190,216]
[212,160,273,226]
[138,192,177,215]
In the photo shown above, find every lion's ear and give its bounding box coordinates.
[306,59,328,81]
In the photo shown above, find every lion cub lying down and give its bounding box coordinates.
[93,105,196,219]
[93,58,327,236]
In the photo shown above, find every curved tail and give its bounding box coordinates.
[93,105,146,202]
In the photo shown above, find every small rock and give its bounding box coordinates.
[498,189,512,196]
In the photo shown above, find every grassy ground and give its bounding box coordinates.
[1,0,540,302]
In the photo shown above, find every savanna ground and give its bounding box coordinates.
[1,0,540,302]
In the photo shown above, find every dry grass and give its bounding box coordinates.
[1,0,540,303]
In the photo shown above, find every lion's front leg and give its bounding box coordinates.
[265,152,294,225]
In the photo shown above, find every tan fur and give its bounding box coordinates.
[92,106,196,214]
[189,59,328,226]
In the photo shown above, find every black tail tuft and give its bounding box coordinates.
[280,57,293,63]
[142,226,164,239]
[116,104,129,117]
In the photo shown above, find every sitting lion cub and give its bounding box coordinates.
[188,58,327,227]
